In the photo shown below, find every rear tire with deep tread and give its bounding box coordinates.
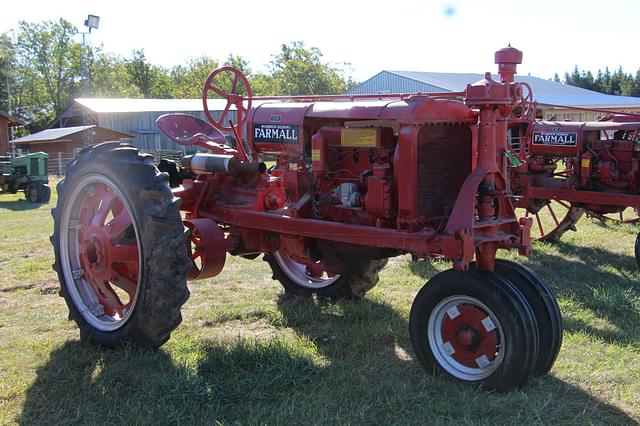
[51,142,191,348]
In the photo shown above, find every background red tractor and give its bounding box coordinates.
[507,108,640,264]
[51,47,562,392]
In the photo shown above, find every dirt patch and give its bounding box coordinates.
[198,318,296,340]
[0,281,58,295]
[39,284,59,295]
[0,283,36,293]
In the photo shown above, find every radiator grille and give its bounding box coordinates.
[417,124,472,219]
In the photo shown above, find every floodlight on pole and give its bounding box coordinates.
[80,14,100,95]
[84,15,100,33]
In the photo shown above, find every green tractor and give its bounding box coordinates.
[0,152,51,203]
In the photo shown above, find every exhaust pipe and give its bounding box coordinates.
[182,154,266,176]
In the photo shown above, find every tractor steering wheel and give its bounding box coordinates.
[512,82,534,120]
[202,66,253,133]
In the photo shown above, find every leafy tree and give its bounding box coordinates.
[13,19,82,128]
[91,52,140,97]
[250,73,278,96]
[268,41,353,95]
[148,68,174,99]
[0,33,14,113]
[125,49,156,98]
[224,54,251,76]
[170,56,219,98]
[124,49,175,98]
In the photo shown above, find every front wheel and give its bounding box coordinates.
[489,260,562,376]
[51,142,191,348]
[27,182,51,203]
[27,183,39,203]
[409,269,539,392]
[37,183,51,203]
[265,251,387,299]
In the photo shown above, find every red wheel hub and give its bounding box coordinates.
[79,226,113,279]
[441,304,498,368]
[76,182,140,318]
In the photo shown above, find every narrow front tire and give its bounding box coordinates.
[409,269,539,392]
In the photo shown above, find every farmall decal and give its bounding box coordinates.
[532,129,578,146]
[254,123,299,144]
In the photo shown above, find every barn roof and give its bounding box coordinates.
[0,111,24,126]
[350,71,640,108]
[73,98,234,113]
[10,125,131,144]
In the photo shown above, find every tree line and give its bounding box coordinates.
[0,19,355,133]
[554,67,640,97]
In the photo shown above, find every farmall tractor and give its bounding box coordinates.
[507,106,640,264]
[51,47,563,392]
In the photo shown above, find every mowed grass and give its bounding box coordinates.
[1,182,640,425]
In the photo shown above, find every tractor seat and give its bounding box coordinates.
[156,114,226,146]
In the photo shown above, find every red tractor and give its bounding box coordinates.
[507,108,640,264]
[51,47,562,392]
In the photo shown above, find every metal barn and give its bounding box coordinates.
[56,98,237,152]
[350,71,640,120]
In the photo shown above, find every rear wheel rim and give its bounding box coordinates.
[519,200,582,241]
[428,295,505,381]
[273,250,340,289]
[59,174,142,332]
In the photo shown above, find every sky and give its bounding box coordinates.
[1,0,639,83]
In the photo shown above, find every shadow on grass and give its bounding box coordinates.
[18,297,638,424]
[528,240,640,347]
[0,197,43,211]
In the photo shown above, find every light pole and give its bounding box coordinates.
[80,15,100,97]
[80,14,99,146]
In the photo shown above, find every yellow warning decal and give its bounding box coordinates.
[311,149,321,161]
[341,128,377,147]
[581,159,591,168]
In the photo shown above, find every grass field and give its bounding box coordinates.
[1,182,639,425]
